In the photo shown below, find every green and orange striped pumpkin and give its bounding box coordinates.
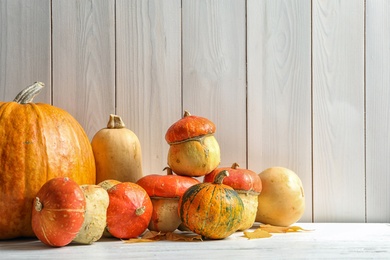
[178,170,244,239]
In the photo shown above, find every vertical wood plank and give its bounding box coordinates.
[0,0,51,103]
[247,0,312,222]
[366,0,390,222]
[182,0,247,169]
[312,0,365,222]
[52,0,115,138]
[116,0,181,175]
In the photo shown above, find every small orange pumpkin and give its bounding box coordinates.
[31,177,86,247]
[106,182,153,239]
[178,170,244,239]
[165,111,220,177]
[136,167,199,232]
[204,163,262,230]
[0,82,95,240]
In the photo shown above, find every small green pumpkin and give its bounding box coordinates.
[178,170,244,239]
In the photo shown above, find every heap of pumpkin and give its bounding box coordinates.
[0,83,305,246]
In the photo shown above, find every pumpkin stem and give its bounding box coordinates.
[34,197,43,212]
[214,170,229,184]
[183,110,191,117]
[231,162,240,169]
[135,206,146,216]
[163,167,173,176]
[107,114,126,129]
[13,82,45,104]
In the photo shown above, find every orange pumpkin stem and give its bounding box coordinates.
[13,82,45,104]
[135,206,146,216]
[231,162,240,169]
[107,114,126,129]
[214,170,229,184]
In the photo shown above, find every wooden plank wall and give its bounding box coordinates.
[0,0,389,223]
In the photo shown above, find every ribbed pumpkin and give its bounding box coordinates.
[165,111,221,177]
[31,177,86,247]
[106,182,153,239]
[204,163,262,231]
[0,82,96,240]
[178,170,244,239]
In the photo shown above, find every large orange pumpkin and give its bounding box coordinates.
[0,82,96,239]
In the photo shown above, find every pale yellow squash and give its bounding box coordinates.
[92,115,143,183]
[256,167,305,227]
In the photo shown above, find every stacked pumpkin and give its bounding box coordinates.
[164,111,261,239]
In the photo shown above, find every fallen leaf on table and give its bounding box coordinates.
[166,232,203,242]
[244,229,272,239]
[260,224,311,233]
[123,238,157,243]
[244,224,312,240]
[123,230,202,243]
[142,231,165,240]
[123,231,164,243]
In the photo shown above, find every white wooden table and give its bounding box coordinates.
[1,223,389,259]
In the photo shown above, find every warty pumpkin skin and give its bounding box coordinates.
[72,184,109,244]
[0,82,96,240]
[178,170,244,239]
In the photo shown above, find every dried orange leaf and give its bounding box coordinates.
[123,238,157,243]
[166,232,203,242]
[259,224,289,233]
[142,230,165,240]
[123,231,165,243]
[260,224,311,233]
[286,226,310,232]
[244,229,272,239]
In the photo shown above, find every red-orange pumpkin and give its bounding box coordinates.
[136,167,199,232]
[0,82,96,239]
[178,170,244,239]
[31,177,86,247]
[106,182,153,239]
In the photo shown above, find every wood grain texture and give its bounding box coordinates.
[312,0,365,222]
[247,0,312,222]
[182,0,247,168]
[52,0,115,138]
[116,0,181,174]
[366,0,390,222]
[1,0,389,223]
[0,0,51,103]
